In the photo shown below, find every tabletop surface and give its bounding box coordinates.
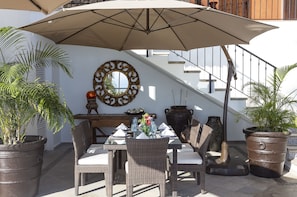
[103,130,182,150]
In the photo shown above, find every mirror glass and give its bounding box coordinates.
[104,71,128,95]
[93,60,140,106]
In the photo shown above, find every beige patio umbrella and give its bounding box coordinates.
[0,0,71,14]
[20,0,277,176]
[20,0,276,50]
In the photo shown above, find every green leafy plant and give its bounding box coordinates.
[243,64,297,133]
[0,27,74,144]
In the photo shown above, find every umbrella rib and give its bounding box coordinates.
[21,10,92,28]
[92,9,146,32]
[171,8,249,43]
[92,9,147,50]
[30,0,45,13]
[119,9,146,50]
[154,8,195,50]
[56,9,146,48]
[46,10,142,44]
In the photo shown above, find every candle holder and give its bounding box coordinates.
[86,91,98,114]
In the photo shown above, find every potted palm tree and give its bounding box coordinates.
[0,27,74,197]
[243,63,297,178]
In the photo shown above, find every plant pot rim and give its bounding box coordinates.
[243,127,290,137]
[0,135,47,150]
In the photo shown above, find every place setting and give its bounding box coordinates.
[110,121,178,141]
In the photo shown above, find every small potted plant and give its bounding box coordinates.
[242,63,297,178]
[0,27,74,197]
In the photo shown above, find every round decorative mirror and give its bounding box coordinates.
[93,60,140,106]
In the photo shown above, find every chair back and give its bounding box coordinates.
[126,137,169,184]
[80,120,93,148]
[188,119,201,148]
[71,121,88,164]
[197,124,213,161]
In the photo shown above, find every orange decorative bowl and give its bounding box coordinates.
[86,91,96,99]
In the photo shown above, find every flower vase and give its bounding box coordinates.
[142,126,151,136]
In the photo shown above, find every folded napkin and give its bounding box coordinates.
[116,123,128,130]
[136,132,149,139]
[113,129,126,137]
[161,129,176,137]
[158,122,170,130]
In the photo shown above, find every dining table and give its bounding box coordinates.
[103,131,182,197]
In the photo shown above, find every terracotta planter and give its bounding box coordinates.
[0,136,47,197]
[243,128,289,178]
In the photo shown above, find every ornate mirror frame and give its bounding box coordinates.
[93,60,140,106]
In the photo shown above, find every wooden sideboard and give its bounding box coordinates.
[74,113,156,143]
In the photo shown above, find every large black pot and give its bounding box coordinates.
[165,105,193,138]
[206,116,223,152]
[243,128,289,178]
[0,136,47,197]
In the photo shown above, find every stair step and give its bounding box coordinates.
[168,52,186,64]
[184,70,201,73]
[230,97,248,101]
[200,79,217,82]
[215,88,227,91]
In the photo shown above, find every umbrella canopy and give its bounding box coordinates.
[0,0,71,14]
[20,0,276,50]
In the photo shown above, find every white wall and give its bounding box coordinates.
[0,9,45,27]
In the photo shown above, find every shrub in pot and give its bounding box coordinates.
[0,27,74,197]
[242,63,297,178]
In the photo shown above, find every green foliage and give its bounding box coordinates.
[0,27,74,144]
[243,64,297,133]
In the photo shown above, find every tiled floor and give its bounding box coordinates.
[37,142,297,197]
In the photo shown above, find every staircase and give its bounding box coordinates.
[132,45,297,171]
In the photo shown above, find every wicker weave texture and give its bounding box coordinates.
[126,137,169,197]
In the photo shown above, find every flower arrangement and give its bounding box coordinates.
[139,113,152,136]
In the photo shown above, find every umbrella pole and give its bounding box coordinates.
[221,45,237,141]
[214,45,237,164]
[206,46,248,176]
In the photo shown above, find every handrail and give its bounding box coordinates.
[234,45,276,70]
[170,44,277,100]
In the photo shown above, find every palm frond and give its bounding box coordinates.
[243,63,297,132]
[0,27,74,144]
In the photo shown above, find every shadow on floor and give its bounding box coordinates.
[37,142,297,197]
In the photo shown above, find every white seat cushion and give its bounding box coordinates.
[167,143,193,154]
[168,151,202,165]
[78,148,108,165]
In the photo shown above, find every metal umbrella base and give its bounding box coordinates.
[206,156,249,176]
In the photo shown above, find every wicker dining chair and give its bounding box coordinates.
[168,124,213,194]
[182,118,201,151]
[167,118,201,154]
[71,121,110,196]
[125,137,169,197]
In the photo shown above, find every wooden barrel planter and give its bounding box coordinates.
[243,128,289,178]
[0,136,47,197]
